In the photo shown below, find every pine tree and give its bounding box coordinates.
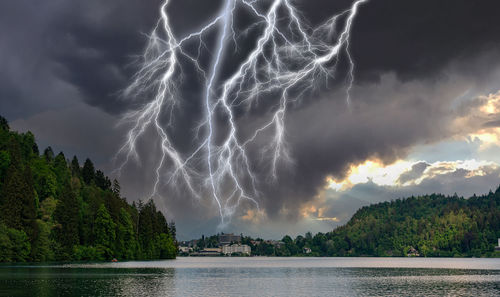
[95,170,111,190]
[71,156,80,177]
[0,150,9,191]
[169,220,176,240]
[116,208,136,259]
[0,141,36,235]
[53,152,70,194]
[31,219,53,262]
[31,157,57,201]
[1,162,24,229]
[20,132,36,161]
[82,158,95,185]
[138,201,155,259]
[43,147,54,163]
[21,166,37,242]
[0,116,178,262]
[53,183,80,259]
[158,233,176,259]
[0,116,9,131]
[112,179,121,196]
[95,204,116,259]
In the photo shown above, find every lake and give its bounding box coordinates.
[0,257,499,296]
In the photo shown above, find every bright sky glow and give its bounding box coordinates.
[327,159,499,191]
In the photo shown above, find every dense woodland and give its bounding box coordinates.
[0,116,176,262]
[241,191,500,257]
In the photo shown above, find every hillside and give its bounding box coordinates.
[241,190,500,257]
[0,116,176,262]
[325,192,500,257]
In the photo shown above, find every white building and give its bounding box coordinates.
[222,244,251,255]
[178,246,192,253]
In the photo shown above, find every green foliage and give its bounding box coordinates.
[82,159,95,185]
[71,156,80,177]
[73,245,100,261]
[0,147,37,237]
[1,161,25,229]
[112,179,121,196]
[20,132,37,161]
[243,192,500,257]
[0,150,10,181]
[31,219,54,262]
[157,233,176,259]
[95,170,111,191]
[325,193,500,257]
[95,204,116,259]
[0,116,9,131]
[53,153,71,195]
[116,208,136,259]
[53,183,80,260]
[31,158,57,201]
[0,116,176,262]
[39,196,57,222]
[0,223,30,262]
[43,147,54,163]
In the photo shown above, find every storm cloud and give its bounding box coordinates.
[2,0,500,238]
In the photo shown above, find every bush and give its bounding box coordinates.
[0,224,30,262]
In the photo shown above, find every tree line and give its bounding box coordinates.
[0,116,176,262]
[240,191,500,257]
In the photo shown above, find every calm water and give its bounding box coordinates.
[0,257,499,297]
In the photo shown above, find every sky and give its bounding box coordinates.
[2,0,500,240]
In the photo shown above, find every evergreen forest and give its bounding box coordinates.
[0,116,176,262]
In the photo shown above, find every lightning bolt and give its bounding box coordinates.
[116,0,368,226]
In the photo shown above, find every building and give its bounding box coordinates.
[496,239,500,251]
[198,247,222,256]
[303,247,311,254]
[203,248,222,253]
[200,248,222,256]
[178,246,192,253]
[222,244,251,255]
[219,233,241,245]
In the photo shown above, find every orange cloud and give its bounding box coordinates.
[326,159,498,191]
[241,209,265,223]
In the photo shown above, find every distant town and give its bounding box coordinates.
[179,233,250,256]
[178,233,310,256]
[177,193,500,258]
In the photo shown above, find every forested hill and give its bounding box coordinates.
[244,189,500,257]
[329,191,500,257]
[0,116,176,262]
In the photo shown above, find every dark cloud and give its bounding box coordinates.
[350,0,500,82]
[257,72,483,219]
[10,103,123,167]
[397,162,430,185]
[0,0,163,118]
[3,0,500,117]
[483,119,500,128]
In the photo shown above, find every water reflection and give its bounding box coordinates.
[0,258,499,297]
